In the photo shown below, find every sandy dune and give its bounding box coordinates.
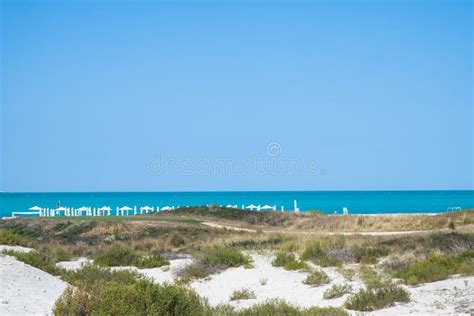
[1,248,472,315]
[0,254,67,316]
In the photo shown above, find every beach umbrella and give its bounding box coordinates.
[98,206,111,212]
[118,206,133,211]
[29,206,42,211]
[140,206,153,212]
[161,206,172,211]
[260,205,274,210]
[56,207,68,212]
[76,206,89,212]
[245,204,258,210]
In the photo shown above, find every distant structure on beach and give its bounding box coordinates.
[6,200,304,219]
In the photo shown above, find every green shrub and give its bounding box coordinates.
[394,251,474,285]
[284,260,309,271]
[338,268,356,281]
[202,246,249,268]
[54,279,208,315]
[62,264,140,287]
[315,256,342,267]
[448,221,456,230]
[272,252,308,271]
[0,229,29,246]
[303,269,330,286]
[272,252,296,267]
[323,284,352,299]
[345,284,409,311]
[94,245,169,268]
[53,283,99,315]
[50,246,72,262]
[306,210,325,216]
[3,250,61,275]
[178,263,211,282]
[215,299,349,315]
[352,245,389,263]
[94,245,139,267]
[228,235,286,250]
[300,239,344,267]
[57,222,96,240]
[135,253,169,268]
[360,255,378,265]
[358,266,385,289]
[280,240,300,252]
[230,288,256,301]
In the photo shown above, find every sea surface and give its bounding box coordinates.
[1,191,473,218]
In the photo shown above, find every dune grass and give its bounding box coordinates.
[323,284,353,299]
[2,249,62,275]
[344,284,410,311]
[0,229,30,246]
[272,252,308,271]
[230,288,256,301]
[394,250,474,285]
[94,245,169,268]
[303,268,330,286]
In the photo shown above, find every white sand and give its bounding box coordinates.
[190,254,363,309]
[372,276,474,316]
[1,247,471,315]
[112,257,194,283]
[0,245,34,253]
[189,254,473,315]
[0,254,68,316]
[56,257,92,271]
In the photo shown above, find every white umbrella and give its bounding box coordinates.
[140,206,153,212]
[56,207,67,212]
[98,206,111,212]
[76,207,89,212]
[161,206,172,211]
[118,206,133,211]
[260,205,274,210]
[245,204,258,210]
[29,206,42,211]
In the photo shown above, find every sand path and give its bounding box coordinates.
[202,221,434,235]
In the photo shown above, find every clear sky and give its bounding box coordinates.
[1,0,472,192]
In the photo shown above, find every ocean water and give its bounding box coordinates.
[1,191,473,218]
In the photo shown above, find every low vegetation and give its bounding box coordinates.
[323,284,353,299]
[62,264,141,287]
[213,299,349,316]
[394,250,474,285]
[2,250,61,275]
[94,245,169,268]
[272,252,308,271]
[344,284,410,311]
[303,268,330,286]
[300,239,344,267]
[179,246,250,282]
[1,209,473,315]
[54,279,207,315]
[230,288,256,301]
[0,229,30,246]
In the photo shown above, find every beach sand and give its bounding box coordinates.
[0,253,67,316]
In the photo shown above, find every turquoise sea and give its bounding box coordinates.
[1,191,473,218]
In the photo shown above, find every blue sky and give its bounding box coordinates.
[1,0,472,192]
